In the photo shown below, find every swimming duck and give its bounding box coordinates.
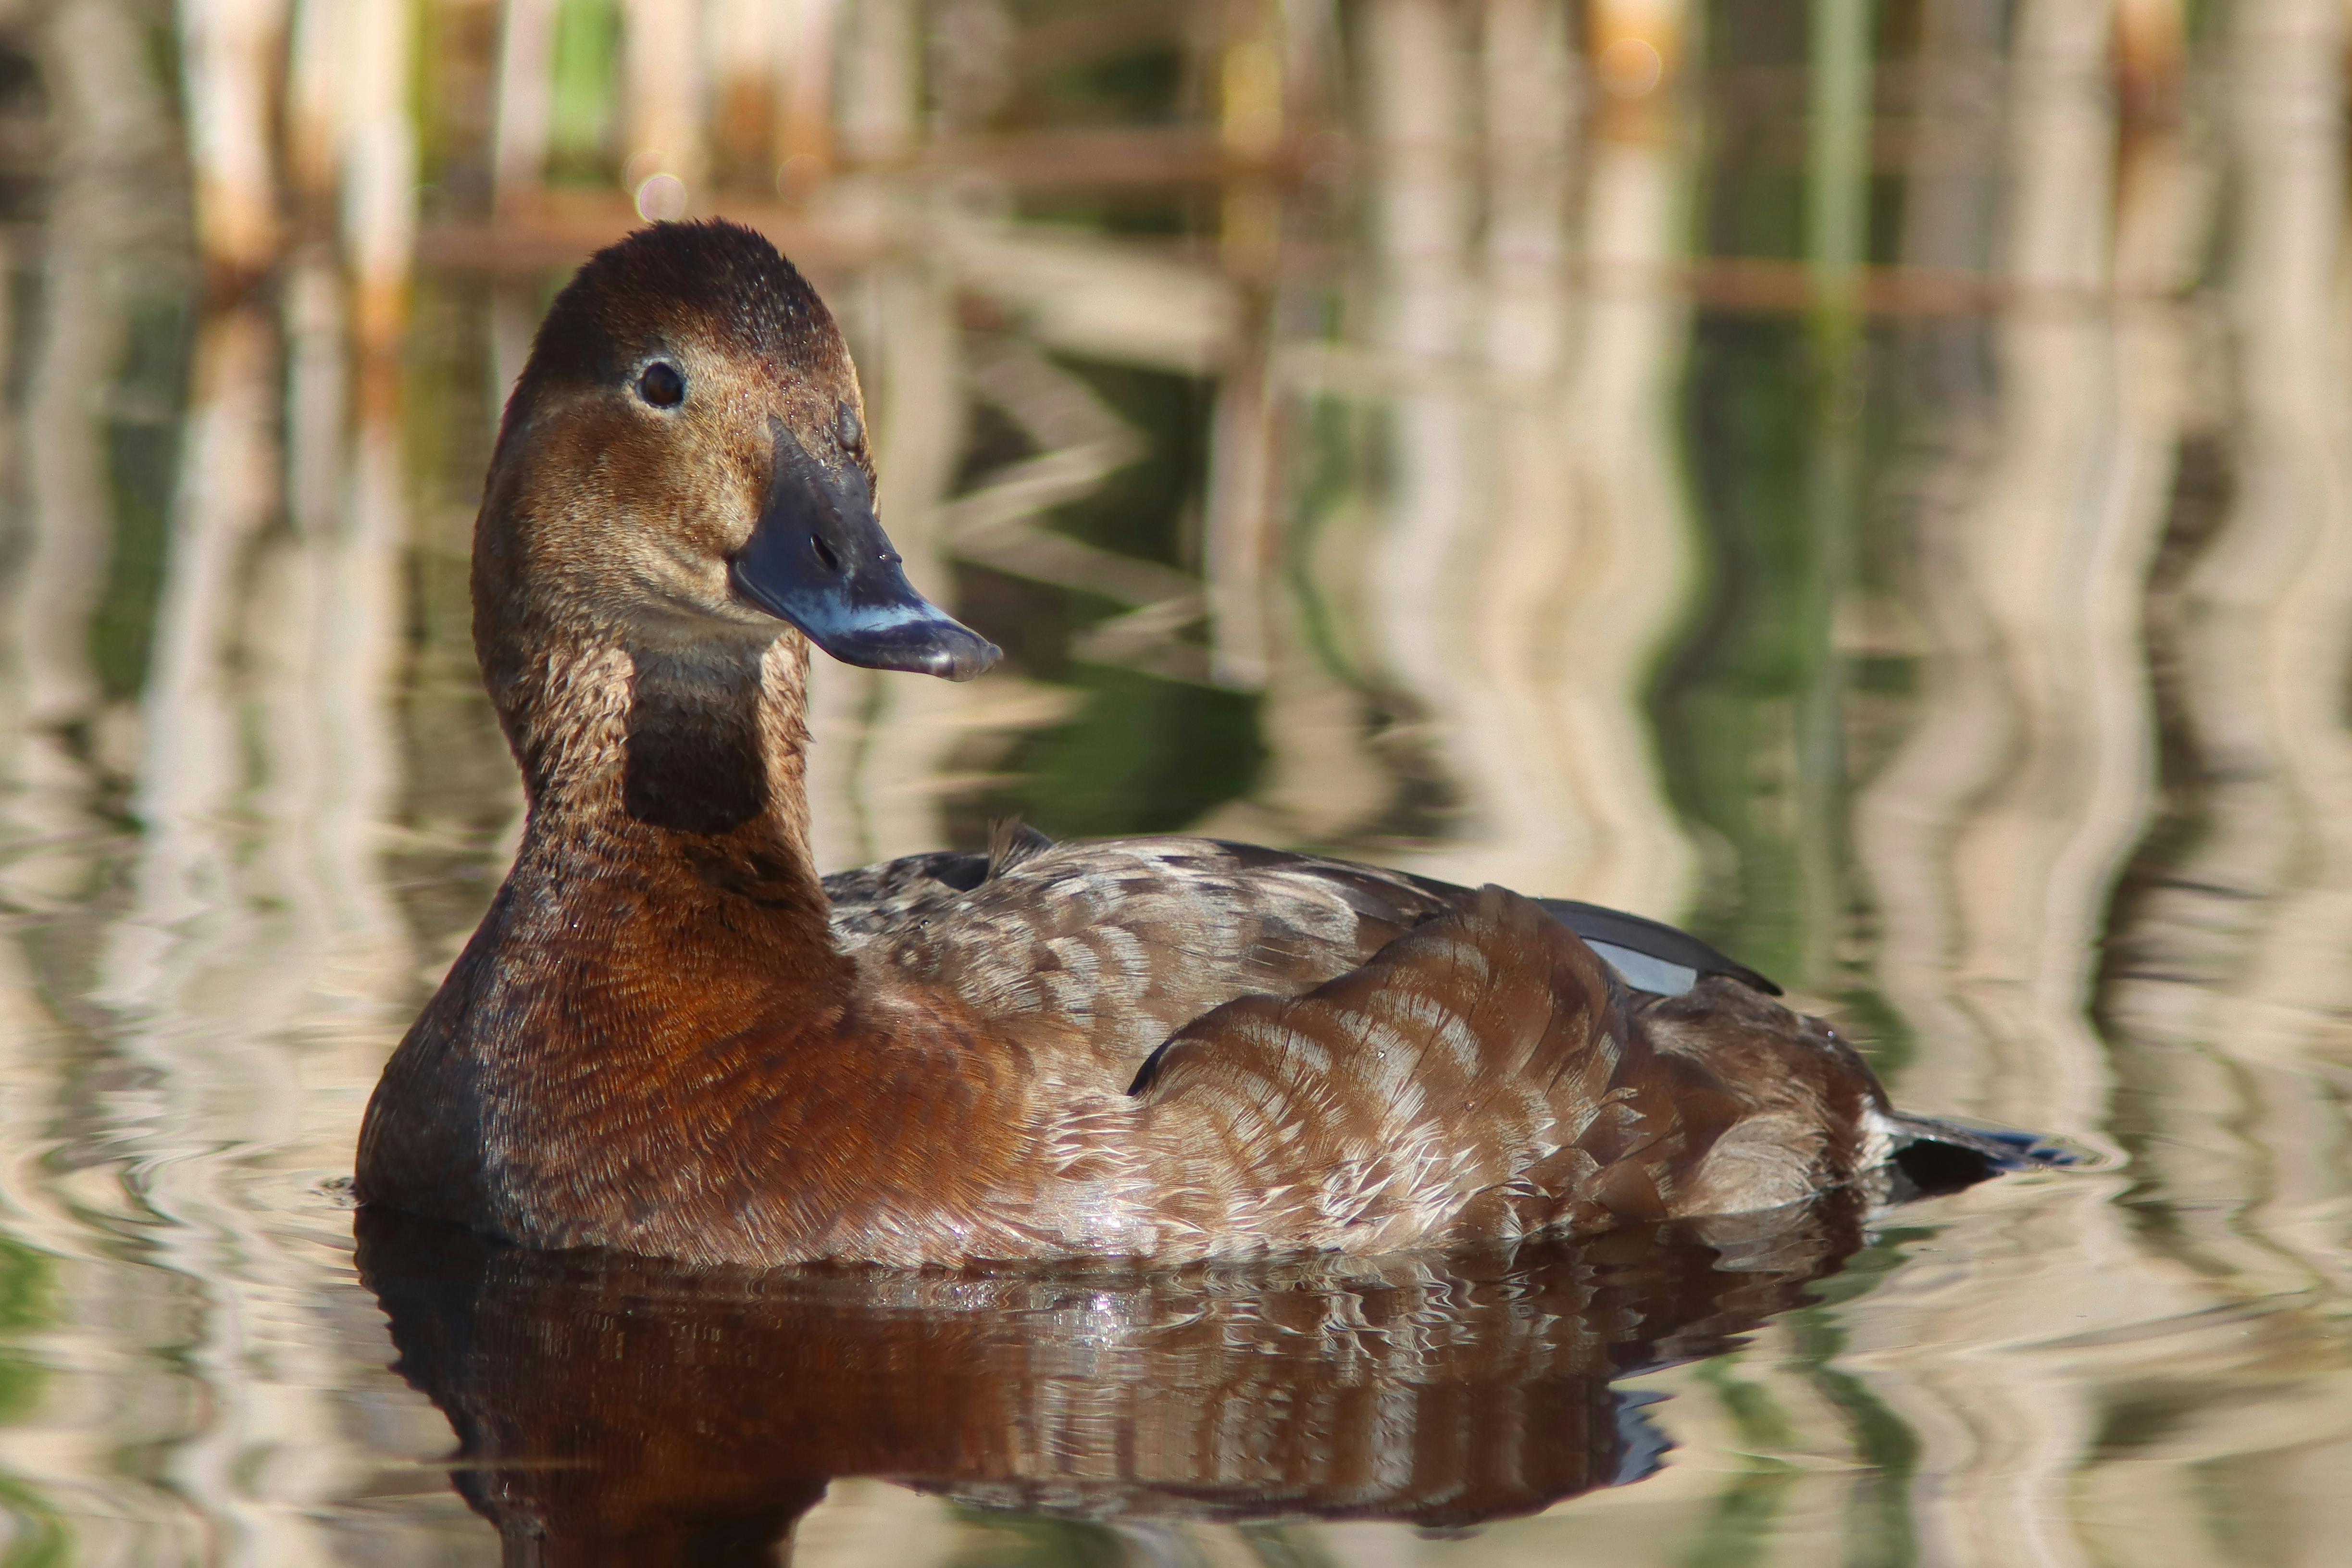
[356,220,2028,1269]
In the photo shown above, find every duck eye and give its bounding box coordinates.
[836,403,862,450]
[637,361,685,408]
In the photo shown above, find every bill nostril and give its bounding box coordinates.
[810,534,841,573]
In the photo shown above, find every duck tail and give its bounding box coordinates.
[1877,1111,2075,1198]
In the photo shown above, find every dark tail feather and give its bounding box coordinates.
[1882,1112,2076,1198]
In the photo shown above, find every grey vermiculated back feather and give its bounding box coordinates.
[824,834,1775,1073]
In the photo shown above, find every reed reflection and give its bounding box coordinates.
[357,1192,1873,1564]
[2,0,2351,1561]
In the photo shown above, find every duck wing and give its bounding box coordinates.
[1531,898,1780,996]
[1128,884,1757,1252]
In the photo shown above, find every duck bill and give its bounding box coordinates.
[730,421,1000,682]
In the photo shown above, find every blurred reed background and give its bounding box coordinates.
[3,0,2352,1563]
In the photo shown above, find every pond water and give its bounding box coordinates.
[2,0,2350,1564]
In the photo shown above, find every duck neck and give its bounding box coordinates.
[490,616,852,1019]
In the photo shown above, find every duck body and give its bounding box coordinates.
[364,821,1900,1269]
[355,221,2028,1269]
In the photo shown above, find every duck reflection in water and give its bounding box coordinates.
[358,1185,1932,1566]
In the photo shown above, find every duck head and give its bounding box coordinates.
[474,221,998,752]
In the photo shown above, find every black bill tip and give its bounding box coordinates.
[913,629,1002,682]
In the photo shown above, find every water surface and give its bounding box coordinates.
[1,2,2349,1564]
